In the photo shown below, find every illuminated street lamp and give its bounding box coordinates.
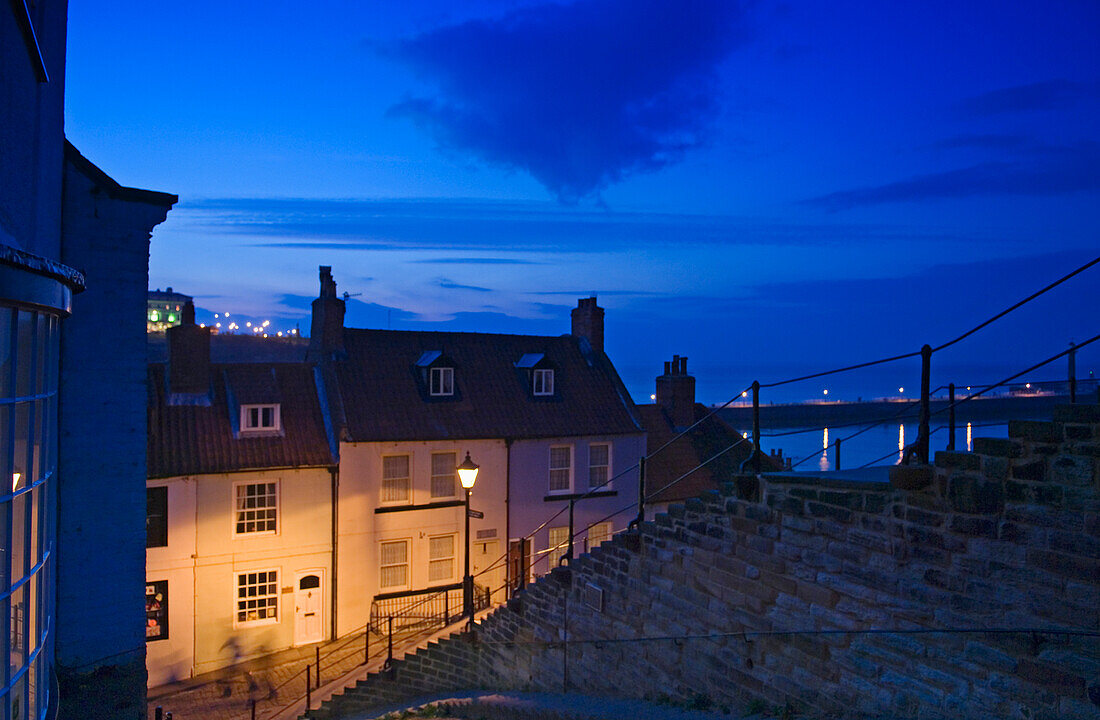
[457,452,479,628]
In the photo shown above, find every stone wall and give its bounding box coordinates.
[308,407,1100,720]
[57,154,173,720]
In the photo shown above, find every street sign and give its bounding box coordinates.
[467,509,484,519]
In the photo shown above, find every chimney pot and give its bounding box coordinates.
[655,353,696,427]
[308,265,346,361]
[570,296,605,353]
[168,301,211,395]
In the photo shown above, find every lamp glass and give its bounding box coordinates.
[457,452,479,489]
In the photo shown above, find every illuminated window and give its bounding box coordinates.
[588,443,610,489]
[150,309,160,322]
[547,526,569,569]
[382,455,410,503]
[236,570,278,624]
[430,452,456,498]
[430,367,454,396]
[428,534,455,582]
[587,522,612,551]
[234,482,278,535]
[549,446,572,493]
[533,368,554,396]
[241,404,280,433]
[380,540,409,589]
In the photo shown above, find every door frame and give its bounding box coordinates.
[293,568,325,646]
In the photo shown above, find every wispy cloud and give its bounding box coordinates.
[438,279,491,292]
[806,142,1100,210]
[955,79,1099,116]
[386,0,752,201]
[411,257,540,265]
[930,134,1033,151]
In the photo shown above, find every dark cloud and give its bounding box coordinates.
[438,279,492,292]
[806,142,1100,210]
[386,0,751,201]
[955,79,1098,116]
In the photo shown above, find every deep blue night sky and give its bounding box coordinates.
[64,1,1099,403]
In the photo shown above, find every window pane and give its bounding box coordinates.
[547,527,569,569]
[235,483,277,533]
[382,456,409,479]
[430,453,455,498]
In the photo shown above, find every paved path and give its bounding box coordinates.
[147,620,467,720]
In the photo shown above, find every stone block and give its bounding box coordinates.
[1017,658,1087,698]
[889,464,933,490]
[973,437,1024,458]
[948,474,1005,515]
[949,515,998,537]
[982,455,1009,481]
[1052,404,1100,424]
[1009,420,1057,442]
[1012,459,1047,482]
[935,450,981,470]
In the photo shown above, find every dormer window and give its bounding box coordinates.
[430,367,454,396]
[241,404,280,433]
[533,368,554,396]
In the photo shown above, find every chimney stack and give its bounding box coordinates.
[167,300,211,395]
[655,354,696,429]
[571,296,604,352]
[308,266,346,362]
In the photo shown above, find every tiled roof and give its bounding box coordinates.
[147,334,308,364]
[637,403,781,504]
[148,362,335,478]
[335,329,642,442]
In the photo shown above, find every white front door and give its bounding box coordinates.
[294,573,324,645]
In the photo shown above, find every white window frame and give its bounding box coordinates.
[380,539,410,591]
[587,522,613,552]
[533,368,554,396]
[548,445,573,494]
[430,452,457,499]
[588,443,611,489]
[547,526,570,569]
[233,480,279,536]
[234,569,279,627]
[428,534,456,583]
[430,367,454,396]
[240,404,281,433]
[381,454,411,504]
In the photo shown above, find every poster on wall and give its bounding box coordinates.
[145,581,168,641]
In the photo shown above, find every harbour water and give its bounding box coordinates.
[757,421,1008,472]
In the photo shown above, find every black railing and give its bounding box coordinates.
[370,583,491,631]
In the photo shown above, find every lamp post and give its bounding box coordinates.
[456,451,479,629]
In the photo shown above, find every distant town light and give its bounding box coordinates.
[1025,383,1031,389]
[898,387,904,393]
[214,313,219,319]
[823,389,828,396]
[741,391,747,398]
[742,432,748,439]
[200,323,206,328]
[650,394,656,400]
[246,322,252,327]
[216,323,221,328]
[262,320,270,327]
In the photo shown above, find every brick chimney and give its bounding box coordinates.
[167,301,210,395]
[307,265,346,361]
[570,296,604,352]
[656,355,696,429]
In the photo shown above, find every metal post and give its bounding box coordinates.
[634,455,647,527]
[386,615,394,668]
[155,708,163,720]
[1069,341,1077,403]
[306,665,311,710]
[948,383,956,451]
[918,345,931,464]
[316,645,321,687]
[752,381,761,474]
[444,589,449,624]
[565,498,575,565]
[365,621,370,664]
[833,438,841,471]
[251,699,256,720]
[463,487,473,627]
